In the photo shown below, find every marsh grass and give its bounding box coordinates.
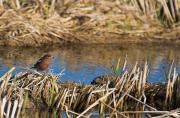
[0,59,179,117]
[0,0,179,46]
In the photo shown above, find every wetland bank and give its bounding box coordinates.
[0,0,180,118]
[0,0,179,46]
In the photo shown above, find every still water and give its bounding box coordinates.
[0,43,179,84]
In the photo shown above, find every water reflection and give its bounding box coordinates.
[0,44,179,83]
[19,108,66,118]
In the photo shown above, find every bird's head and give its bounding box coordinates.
[43,53,53,59]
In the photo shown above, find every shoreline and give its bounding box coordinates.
[1,38,180,47]
[0,1,179,47]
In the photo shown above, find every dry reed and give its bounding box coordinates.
[0,59,179,117]
[0,0,179,46]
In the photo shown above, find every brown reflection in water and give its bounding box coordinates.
[58,44,180,71]
[0,46,59,68]
[0,44,179,71]
[19,108,62,118]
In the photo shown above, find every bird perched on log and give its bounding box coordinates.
[32,53,53,71]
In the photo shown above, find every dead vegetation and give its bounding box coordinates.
[0,0,179,46]
[0,60,179,117]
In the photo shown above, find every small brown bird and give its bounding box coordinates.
[32,54,53,71]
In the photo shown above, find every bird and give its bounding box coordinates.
[32,53,53,71]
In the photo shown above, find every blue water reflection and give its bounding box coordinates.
[0,44,179,84]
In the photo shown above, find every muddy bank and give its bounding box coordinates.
[0,0,179,46]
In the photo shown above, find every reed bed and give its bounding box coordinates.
[0,60,179,118]
[0,0,179,46]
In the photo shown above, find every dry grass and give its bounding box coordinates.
[0,60,179,117]
[0,0,179,46]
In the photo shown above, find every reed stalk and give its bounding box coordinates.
[0,59,179,118]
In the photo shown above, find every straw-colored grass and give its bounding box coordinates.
[0,0,179,46]
[0,60,179,117]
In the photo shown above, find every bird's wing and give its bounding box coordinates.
[32,58,43,68]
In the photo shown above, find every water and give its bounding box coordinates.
[0,43,179,84]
